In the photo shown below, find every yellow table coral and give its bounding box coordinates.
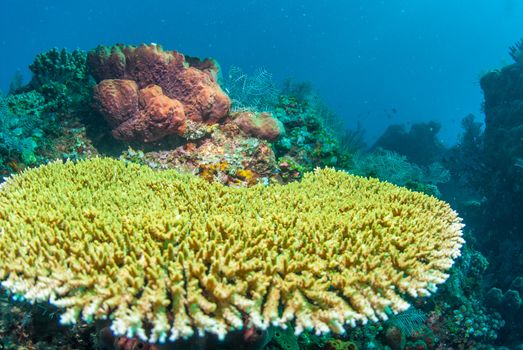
[0,158,463,343]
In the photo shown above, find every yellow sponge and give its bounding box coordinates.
[0,158,463,342]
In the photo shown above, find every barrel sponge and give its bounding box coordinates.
[0,158,464,343]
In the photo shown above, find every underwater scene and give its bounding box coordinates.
[0,1,523,349]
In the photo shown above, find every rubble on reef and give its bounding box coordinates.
[0,41,521,349]
[120,119,278,186]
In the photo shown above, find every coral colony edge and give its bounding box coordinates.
[2,40,523,349]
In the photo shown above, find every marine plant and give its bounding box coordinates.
[350,149,449,197]
[339,122,367,155]
[444,114,486,192]
[509,38,523,63]
[223,66,280,112]
[386,307,427,337]
[0,158,463,343]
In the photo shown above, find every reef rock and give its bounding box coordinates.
[88,44,231,142]
[481,62,523,176]
[478,46,523,283]
[124,120,278,186]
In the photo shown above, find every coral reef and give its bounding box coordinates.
[113,68,352,187]
[385,308,427,338]
[436,38,523,345]
[223,70,355,183]
[484,275,523,341]
[419,242,505,349]
[29,48,89,89]
[86,45,293,183]
[121,119,277,187]
[0,47,100,176]
[322,338,357,350]
[0,158,463,343]
[0,292,96,350]
[90,58,355,186]
[485,287,522,320]
[0,90,96,173]
[442,113,487,215]
[272,95,353,175]
[265,326,300,350]
[0,42,510,349]
[372,122,445,166]
[426,301,504,348]
[478,40,523,256]
[350,149,450,197]
[88,44,231,140]
[0,92,49,166]
[27,48,92,114]
[97,321,270,350]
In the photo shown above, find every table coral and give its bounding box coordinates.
[88,43,230,143]
[0,158,463,343]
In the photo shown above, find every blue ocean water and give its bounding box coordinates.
[1,0,521,145]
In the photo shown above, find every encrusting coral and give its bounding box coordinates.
[0,158,463,344]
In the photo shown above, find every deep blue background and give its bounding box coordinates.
[1,0,522,145]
